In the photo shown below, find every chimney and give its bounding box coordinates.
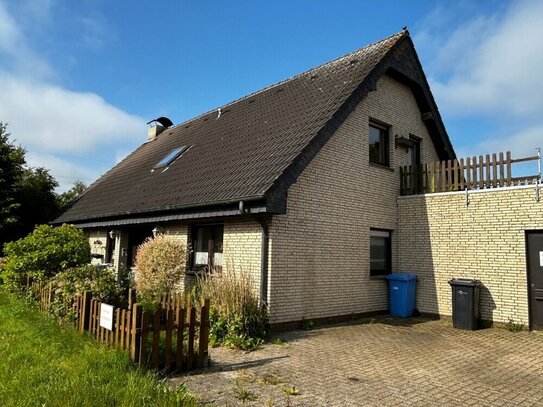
[147,124,164,141]
[146,117,173,141]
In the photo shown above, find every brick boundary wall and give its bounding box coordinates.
[397,185,543,325]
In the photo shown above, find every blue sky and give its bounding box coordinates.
[0,0,541,191]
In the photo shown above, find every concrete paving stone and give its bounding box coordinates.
[169,317,543,406]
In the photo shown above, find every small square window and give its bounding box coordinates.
[369,122,389,166]
[370,229,391,276]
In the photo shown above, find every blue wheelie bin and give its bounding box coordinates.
[386,273,417,317]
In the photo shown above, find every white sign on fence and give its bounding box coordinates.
[100,303,114,331]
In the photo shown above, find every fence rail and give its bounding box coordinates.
[30,283,209,373]
[400,151,541,195]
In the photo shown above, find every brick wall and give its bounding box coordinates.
[159,219,263,293]
[223,218,263,295]
[268,75,440,324]
[397,186,543,324]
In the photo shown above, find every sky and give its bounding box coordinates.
[0,0,541,192]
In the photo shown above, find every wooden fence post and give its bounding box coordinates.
[198,298,210,367]
[139,311,149,368]
[151,311,161,369]
[80,290,92,332]
[498,152,505,187]
[187,305,196,369]
[128,288,136,310]
[459,158,465,190]
[176,307,186,372]
[47,283,53,311]
[506,151,512,186]
[131,303,142,364]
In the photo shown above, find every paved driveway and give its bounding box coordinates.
[169,317,543,406]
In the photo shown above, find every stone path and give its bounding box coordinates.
[169,317,543,406]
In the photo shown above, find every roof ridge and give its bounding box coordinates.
[167,30,408,131]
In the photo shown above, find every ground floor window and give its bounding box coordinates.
[370,229,391,276]
[192,224,224,271]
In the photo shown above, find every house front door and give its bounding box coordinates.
[527,231,543,330]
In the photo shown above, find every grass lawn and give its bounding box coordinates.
[0,290,196,407]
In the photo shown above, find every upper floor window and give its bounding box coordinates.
[369,122,389,166]
[192,224,223,272]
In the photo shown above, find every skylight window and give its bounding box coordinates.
[154,146,188,168]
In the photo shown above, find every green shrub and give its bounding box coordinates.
[1,224,90,288]
[44,265,127,321]
[196,268,268,351]
[135,235,188,310]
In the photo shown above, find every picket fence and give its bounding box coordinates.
[33,283,209,373]
[400,151,541,195]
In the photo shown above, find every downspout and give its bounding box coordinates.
[239,201,269,305]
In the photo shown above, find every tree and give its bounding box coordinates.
[14,167,59,235]
[58,180,87,208]
[0,122,25,230]
[0,123,61,249]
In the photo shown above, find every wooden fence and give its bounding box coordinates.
[400,151,541,195]
[34,282,55,313]
[31,283,209,373]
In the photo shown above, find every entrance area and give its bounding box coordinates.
[526,231,543,330]
[127,226,154,268]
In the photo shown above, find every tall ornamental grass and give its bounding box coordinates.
[196,268,268,351]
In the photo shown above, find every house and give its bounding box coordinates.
[54,30,543,330]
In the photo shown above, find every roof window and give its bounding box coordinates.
[154,146,188,168]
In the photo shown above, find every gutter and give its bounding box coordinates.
[239,201,269,305]
[53,195,267,226]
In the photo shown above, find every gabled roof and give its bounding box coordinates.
[54,31,454,226]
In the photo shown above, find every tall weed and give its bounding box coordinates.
[195,268,268,350]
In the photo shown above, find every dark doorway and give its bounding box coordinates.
[105,234,115,264]
[127,227,154,268]
[526,231,543,330]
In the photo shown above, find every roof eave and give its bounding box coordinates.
[51,196,273,227]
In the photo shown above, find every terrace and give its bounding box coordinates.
[399,149,542,197]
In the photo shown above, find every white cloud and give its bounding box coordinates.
[0,73,145,191]
[457,125,543,159]
[0,74,144,153]
[115,148,133,164]
[0,1,19,50]
[422,0,543,119]
[78,15,109,49]
[25,151,104,193]
[0,0,146,191]
[415,0,543,160]
[0,1,53,78]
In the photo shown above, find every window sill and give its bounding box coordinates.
[369,162,394,172]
